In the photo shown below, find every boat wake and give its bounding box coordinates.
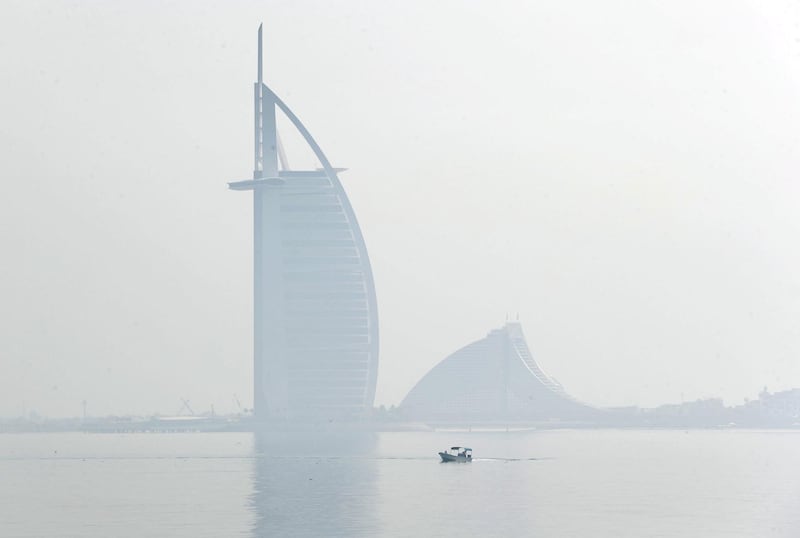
[472,457,552,462]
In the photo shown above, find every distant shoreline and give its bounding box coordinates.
[2,417,798,434]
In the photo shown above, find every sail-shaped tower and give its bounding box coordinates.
[229,26,379,421]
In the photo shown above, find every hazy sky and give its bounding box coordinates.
[1,0,799,417]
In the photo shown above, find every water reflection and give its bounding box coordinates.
[250,431,378,537]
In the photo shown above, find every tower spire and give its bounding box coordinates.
[257,23,263,85]
[254,23,273,179]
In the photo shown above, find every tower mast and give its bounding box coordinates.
[253,24,279,181]
[254,24,263,178]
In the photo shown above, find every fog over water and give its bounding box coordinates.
[1,1,800,417]
[2,431,799,537]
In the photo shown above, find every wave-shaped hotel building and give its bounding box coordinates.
[400,323,598,423]
[229,26,379,421]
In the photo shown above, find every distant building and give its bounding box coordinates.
[229,26,379,420]
[399,323,598,423]
[644,398,730,427]
[733,388,800,426]
[757,388,800,421]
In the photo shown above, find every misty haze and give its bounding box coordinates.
[1,1,799,537]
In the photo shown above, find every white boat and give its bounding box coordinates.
[439,446,472,462]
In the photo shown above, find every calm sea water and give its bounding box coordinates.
[1,429,798,537]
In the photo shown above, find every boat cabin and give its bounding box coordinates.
[438,446,473,462]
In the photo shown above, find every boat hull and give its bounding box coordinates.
[439,452,471,462]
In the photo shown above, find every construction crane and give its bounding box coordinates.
[178,398,195,416]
